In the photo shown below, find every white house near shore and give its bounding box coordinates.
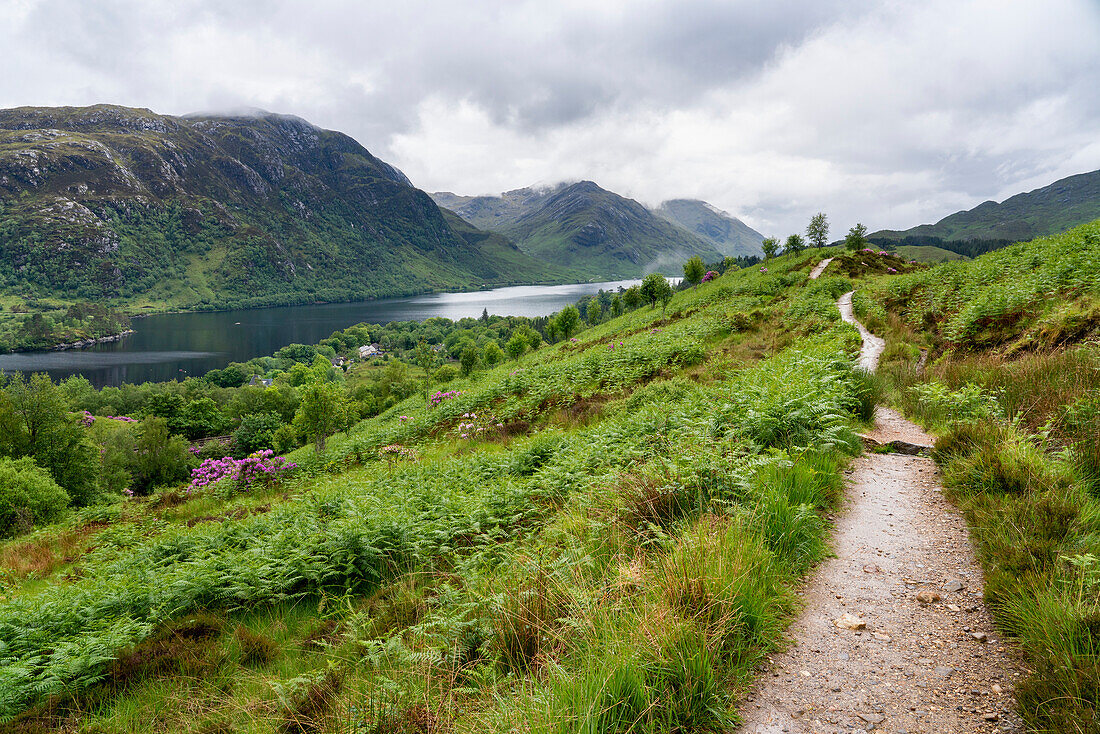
[358,344,381,359]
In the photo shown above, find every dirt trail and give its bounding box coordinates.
[735,279,1024,733]
[809,257,835,279]
[838,291,885,372]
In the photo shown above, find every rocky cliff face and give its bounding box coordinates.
[0,105,562,308]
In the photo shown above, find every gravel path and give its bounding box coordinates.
[735,295,1024,734]
[809,257,835,279]
[838,291,885,372]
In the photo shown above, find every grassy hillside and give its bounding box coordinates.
[857,219,1100,732]
[0,105,570,338]
[872,168,1100,246]
[0,251,878,732]
[894,244,968,263]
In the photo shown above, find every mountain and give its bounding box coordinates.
[653,199,764,257]
[0,105,573,311]
[432,182,724,278]
[872,168,1100,246]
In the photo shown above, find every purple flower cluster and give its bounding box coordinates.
[429,390,465,407]
[702,270,718,282]
[455,411,504,439]
[379,444,418,461]
[190,449,296,491]
[759,267,769,273]
[861,248,875,253]
[887,267,898,273]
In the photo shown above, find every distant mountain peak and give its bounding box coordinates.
[431,180,724,277]
[654,198,764,258]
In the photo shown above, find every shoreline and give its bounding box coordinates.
[51,329,136,351]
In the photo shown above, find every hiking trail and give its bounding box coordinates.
[735,269,1024,733]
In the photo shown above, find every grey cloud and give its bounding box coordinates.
[2,0,1099,235]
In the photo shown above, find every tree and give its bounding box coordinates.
[806,213,829,249]
[459,346,480,376]
[2,373,98,505]
[293,382,348,452]
[506,333,528,360]
[129,417,193,494]
[483,340,505,367]
[785,233,806,256]
[555,306,581,339]
[622,286,642,311]
[761,237,779,260]
[233,411,284,455]
[582,299,602,325]
[179,397,230,440]
[0,456,69,537]
[611,294,623,317]
[845,223,869,250]
[682,256,706,286]
[641,273,673,308]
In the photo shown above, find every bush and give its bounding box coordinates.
[433,364,459,384]
[232,411,284,456]
[0,457,70,537]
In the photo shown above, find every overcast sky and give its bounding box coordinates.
[2,0,1099,236]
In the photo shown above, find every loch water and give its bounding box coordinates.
[0,280,643,387]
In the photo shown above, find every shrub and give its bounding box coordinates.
[232,411,284,456]
[935,421,1055,495]
[0,457,70,537]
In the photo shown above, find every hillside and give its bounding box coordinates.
[0,249,874,731]
[872,168,1100,246]
[3,228,1100,731]
[0,105,570,313]
[894,244,968,263]
[653,198,764,257]
[432,181,725,278]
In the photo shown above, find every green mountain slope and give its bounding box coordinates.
[872,168,1100,245]
[653,198,764,257]
[0,105,569,311]
[432,181,724,278]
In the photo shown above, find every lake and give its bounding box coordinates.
[0,280,646,387]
